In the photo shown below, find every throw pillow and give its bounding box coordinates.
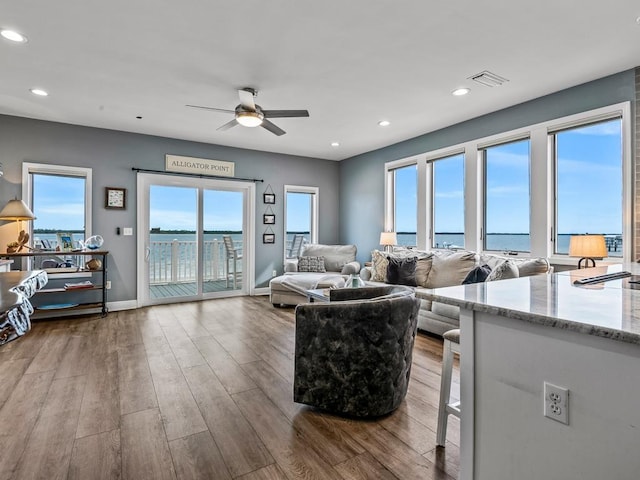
[297,256,326,273]
[462,264,492,284]
[414,256,434,287]
[370,249,389,281]
[486,259,519,281]
[426,251,478,288]
[386,256,417,286]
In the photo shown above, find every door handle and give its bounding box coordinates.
[145,246,150,261]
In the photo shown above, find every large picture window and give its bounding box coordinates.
[22,163,92,250]
[392,164,417,247]
[284,185,318,259]
[432,153,465,249]
[554,118,623,257]
[483,139,531,252]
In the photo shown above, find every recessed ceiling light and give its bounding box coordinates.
[452,87,470,96]
[331,142,340,147]
[378,120,391,127]
[1,29,27,43]
[30,88,48,97]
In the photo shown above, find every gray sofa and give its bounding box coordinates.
[360,249,551,336]
[269,244,361,306]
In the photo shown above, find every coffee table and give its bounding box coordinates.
[305,288,331,302]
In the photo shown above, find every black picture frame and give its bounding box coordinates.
[105,187,127,209]
[263,233,275,244]
[263,193,275,204]
[263,214,275,224]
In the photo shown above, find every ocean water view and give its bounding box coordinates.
[33,231,623,259]
[397,233,623,257]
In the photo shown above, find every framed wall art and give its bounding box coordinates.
[105,187,126,209]
[263,193,275,204]
[263,233,275,244]
[263,214,275,224]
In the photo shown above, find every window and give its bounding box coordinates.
[392,164,417,247]
[483,138,530,252]
[22,163,92,250]
[284,185,318,258]
[553,117,623,257]
[383,102,630,262]
[432,153,465,249]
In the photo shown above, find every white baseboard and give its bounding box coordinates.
[253,287,270,296]
[107,300,138,312]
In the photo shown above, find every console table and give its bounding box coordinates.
[0,270,48,345]
[2,250,109,317]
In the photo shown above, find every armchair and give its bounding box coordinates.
[294,286,420,417]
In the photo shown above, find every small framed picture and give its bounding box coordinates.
[105,187,126,209]
[263,233,275,244]
[263,214,275,224]
[263,193,275,204]
[56,232,74,251]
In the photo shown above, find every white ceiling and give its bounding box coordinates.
[1,1,639,161]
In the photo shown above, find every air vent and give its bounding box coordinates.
[468,70,509,87]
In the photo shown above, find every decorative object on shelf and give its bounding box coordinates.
[569,234,607,269]
[56,232,74,251]
[85,258,102,270]
[84,234,104,250]
[263,184,275,204]
[380,231,397,253]
[0,198,36,253]
[344,273,365,288]
[105,187,126,209]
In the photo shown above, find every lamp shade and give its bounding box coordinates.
[0,199,36,221]
[569,235,607,259]
[379,231,397,246]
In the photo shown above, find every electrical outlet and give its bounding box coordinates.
[272,270,277,277]
[544,382,569,425]
[106,280,112,290]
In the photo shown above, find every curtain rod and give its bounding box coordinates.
[131,167,263,183]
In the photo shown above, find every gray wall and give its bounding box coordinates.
[339,69,636,263]
[0,115,340,300]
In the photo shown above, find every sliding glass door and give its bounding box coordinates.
[137,173,254,306]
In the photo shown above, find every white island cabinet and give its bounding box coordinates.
[423,264,640,480]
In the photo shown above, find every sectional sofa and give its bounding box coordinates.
[360,248,551,335]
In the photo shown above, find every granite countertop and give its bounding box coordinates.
[422,263,640,345]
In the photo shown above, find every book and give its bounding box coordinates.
[64,280,94,290]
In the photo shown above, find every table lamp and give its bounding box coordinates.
[0,199,36,252]
[569,234,607,269]
[380,231,397,253]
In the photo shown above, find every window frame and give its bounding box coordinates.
[384,156,422,248]
[283,185,318,259]
[383,101,631,264]
[22,162,93,245]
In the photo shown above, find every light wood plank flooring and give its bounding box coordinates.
[0,296,460,480]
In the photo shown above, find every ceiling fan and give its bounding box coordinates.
[186,88,309,136]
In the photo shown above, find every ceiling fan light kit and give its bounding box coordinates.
[187,88,309,136]
[236,110,264,127]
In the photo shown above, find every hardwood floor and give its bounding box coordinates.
[0,296,460,480]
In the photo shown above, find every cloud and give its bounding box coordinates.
[570,121,620,136]
[435,190,464,199]
[38,203,85,216]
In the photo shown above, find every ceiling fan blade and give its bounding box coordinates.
[186,104,235,114]
[260,119,286,136]
[238,89,256,110]
[262,109,310,118]
[217,119,239,131]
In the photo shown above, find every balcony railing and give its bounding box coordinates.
[149,239,241,285]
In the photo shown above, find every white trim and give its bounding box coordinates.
[108,300,138,311]
[253,287,271,296]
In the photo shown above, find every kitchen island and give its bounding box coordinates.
[423,264,640,480]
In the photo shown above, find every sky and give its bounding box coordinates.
[395,118,622,235]
[30,119,622,238]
